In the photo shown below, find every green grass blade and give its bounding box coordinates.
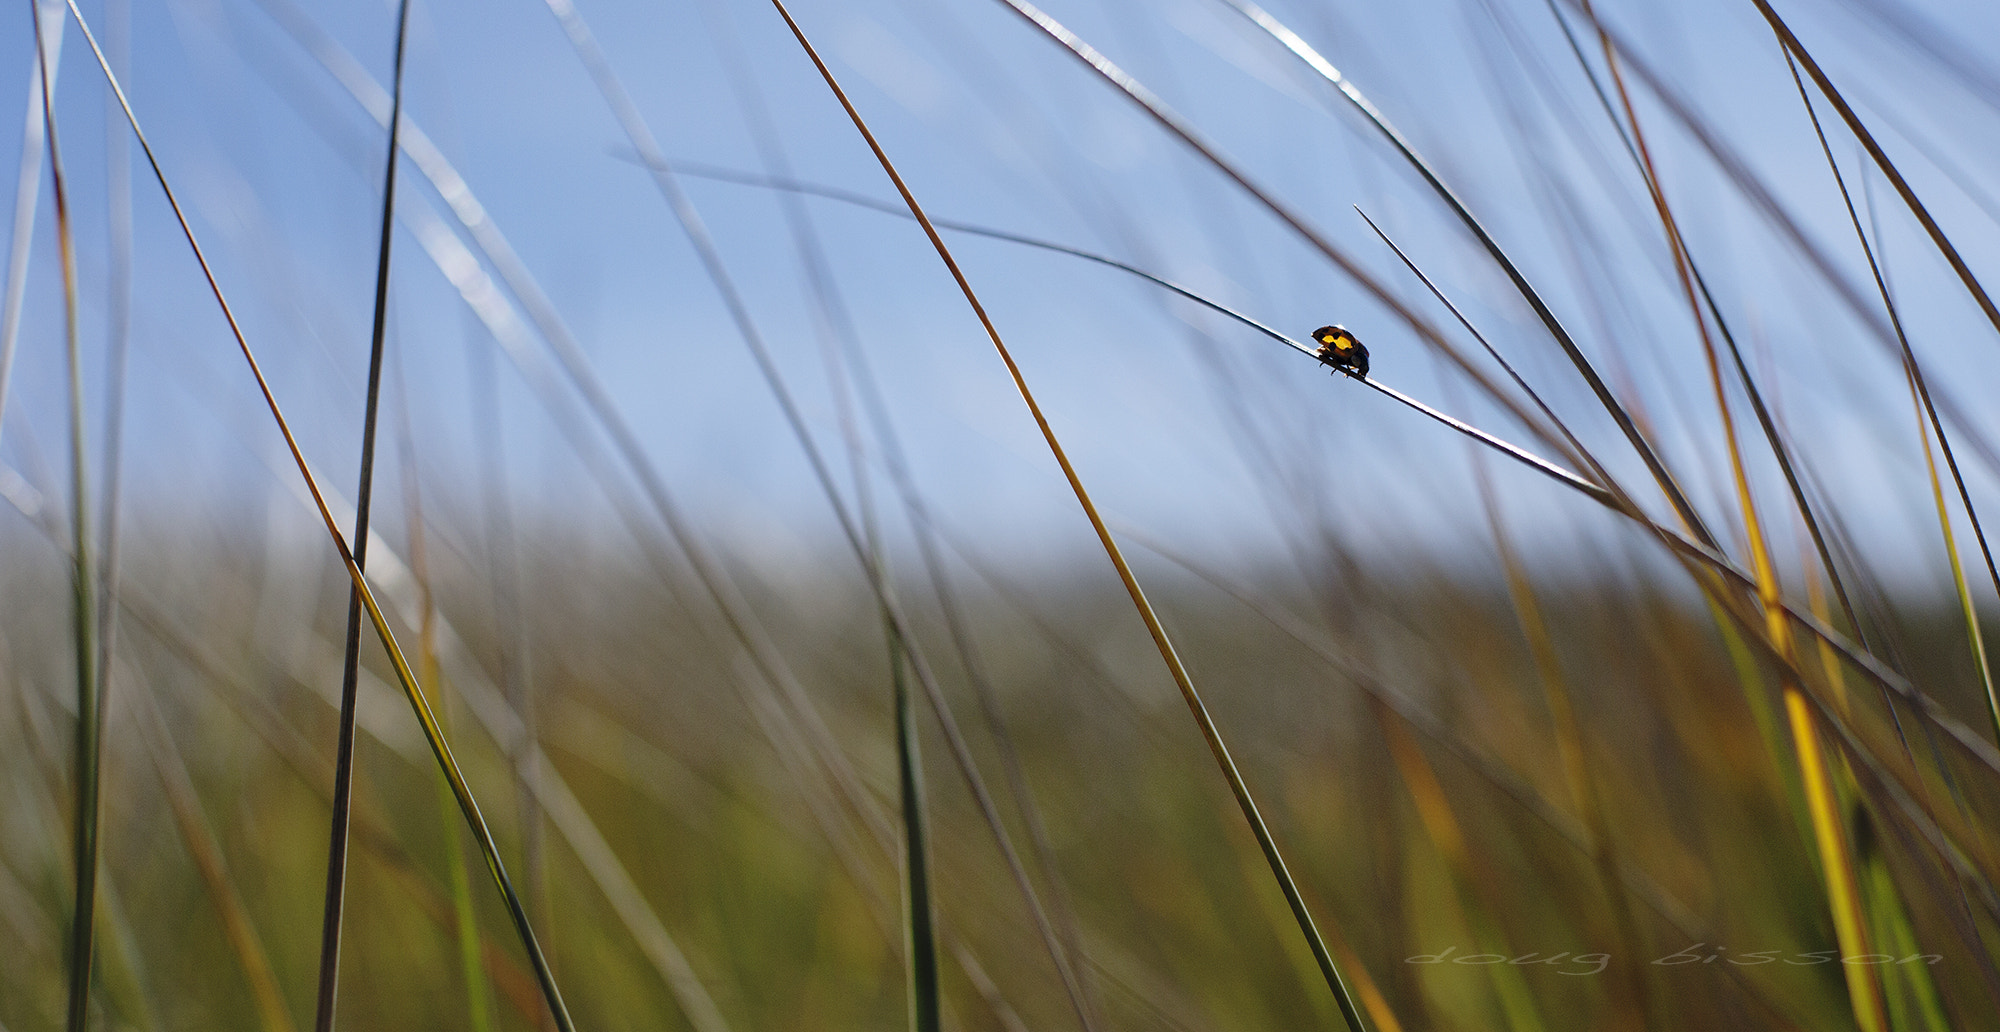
[892,641,941,1032]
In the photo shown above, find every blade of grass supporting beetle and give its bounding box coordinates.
[1212,0,1715,548]
[312,0,412,1027]
[983,0,1576,471]
[59,3,577,1026]
[760,2,1373,1027]
[32,2,101,1026]
[647,157,1608,512]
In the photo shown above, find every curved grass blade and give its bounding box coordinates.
[1211,0,1714,548]
[312,2,413,1027]
[761,2,1374,1026]
[57,3,576,1027]
[655,159,2000,790]
[981,0,1574,474]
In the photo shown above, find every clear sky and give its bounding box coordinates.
[2,0,1998,588]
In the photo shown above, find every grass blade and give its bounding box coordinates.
[892,640,941,1032]
[1215,0,1716,548]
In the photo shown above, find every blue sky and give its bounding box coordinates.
[2,0,1998,588]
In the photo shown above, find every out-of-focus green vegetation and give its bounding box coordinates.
[3,519,1995,1030]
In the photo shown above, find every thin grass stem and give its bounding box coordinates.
[661,157,2000,807]
[985,0,1568,468]
[1214,0,1714,548]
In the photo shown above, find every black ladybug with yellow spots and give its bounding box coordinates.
[1311,325,1368,378]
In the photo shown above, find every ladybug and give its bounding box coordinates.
[1311,324,1368,378]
